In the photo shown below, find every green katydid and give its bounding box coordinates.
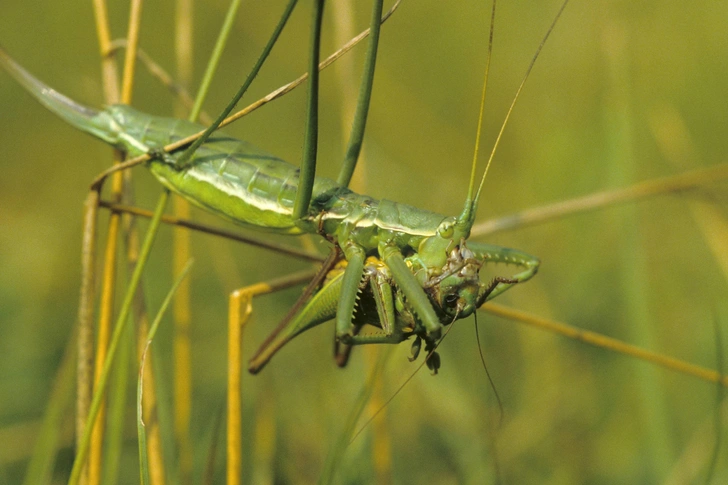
[0,0,555,375]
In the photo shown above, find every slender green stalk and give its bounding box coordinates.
[138,260,194,485]
[188,0,242,121]
[337,0,383,188]
[292,0,324,220]
[68,190,170,485]
[176,0,299,168]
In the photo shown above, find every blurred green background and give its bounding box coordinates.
[1,0,727,483]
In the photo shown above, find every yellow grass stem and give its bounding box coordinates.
[227,283,281,485]
[482,303,728,387]
[227,290,250,485]
[92,0,120,104]
[471,162,728,237]
[77,191,100,485]
[88,0,122,475]
[226,272,318,483]
[173,1,195,482]
[88,201,120,485]
[119,0,144,105]
[87,1,149,483]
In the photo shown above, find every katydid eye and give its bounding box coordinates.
[438,222,454,238]
[444,294,458,307]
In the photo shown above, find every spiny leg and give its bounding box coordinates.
[467,241,540,305]
[336,245,367,343]
[334,257,400,365]
[334,247,416,347]
[381,246,443,339]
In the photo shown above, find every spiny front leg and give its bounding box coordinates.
[334,256,411,350]
[468,242,540,305]
[423,241,540,322]
[336,244,366,343]
[380,244,443,340]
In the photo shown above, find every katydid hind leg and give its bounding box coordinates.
[335,246,366,343]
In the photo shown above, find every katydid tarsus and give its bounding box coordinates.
[1,0,728,480]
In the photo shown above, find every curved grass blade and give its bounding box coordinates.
[68,191,169,485]
[138,259,194,485]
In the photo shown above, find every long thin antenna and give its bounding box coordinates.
[473,0,570,208]
[465,1,497,203]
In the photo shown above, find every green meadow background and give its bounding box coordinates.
[1,0,727,483]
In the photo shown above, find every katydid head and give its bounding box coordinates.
[424,242,483,321]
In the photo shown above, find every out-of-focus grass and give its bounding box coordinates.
[0,1,727,483]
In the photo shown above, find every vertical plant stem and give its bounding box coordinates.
[88,0,124,483]
[88,193,121,485]
[188,0,242,121]
[173,0,195,483]
[76,190,99,485]
[87,0,147,483]
[120,0,144,105]
[292,0,324,220]
[336,0,383,188]
[68,190,170,485]
[138,260,194,485]
[227,291,250,485]
[91,0,120,104]
[602,25,673,479]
